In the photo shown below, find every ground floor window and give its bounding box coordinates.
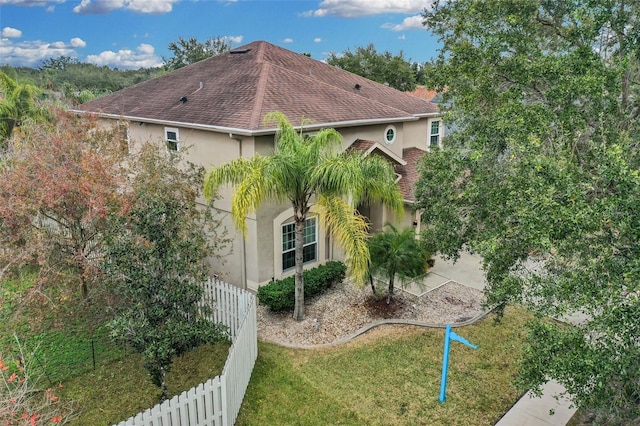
[282,216,317,271]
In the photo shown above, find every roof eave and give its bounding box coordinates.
[71,110,258,137]
[73,110,435,136]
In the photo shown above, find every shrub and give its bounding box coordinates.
[257,261,346,312]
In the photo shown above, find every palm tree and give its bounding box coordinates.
[368,223,430,304]
[0,72,47,149]
[204,112,403,320]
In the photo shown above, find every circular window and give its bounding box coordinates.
[384,125,396,145]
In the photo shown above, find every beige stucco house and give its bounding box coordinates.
[77,40,443,291]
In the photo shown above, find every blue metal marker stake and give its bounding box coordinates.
[439,324,478,402]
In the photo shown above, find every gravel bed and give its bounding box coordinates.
[257,279,487,346]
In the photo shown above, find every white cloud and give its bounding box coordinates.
[283,38,294,44]
[1,27,22,38]
[127,0,176,14]
[398,34,406,40]
[314,38,322,43]
[225,35,243,45]
[86,43,163,69]
[73,0,125,14]
[0,38,77,67]
[303,0,429,18]
[382,15,426,31]
[70,37,86,48]
[73,0,178,15]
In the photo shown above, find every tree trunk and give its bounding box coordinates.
[369,273,376,296]
[80,279,88,300]
[387,274,395,305]
[160,365,168,402]
[293,217,305,321]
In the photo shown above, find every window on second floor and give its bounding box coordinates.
[282,216,317,271]
[430,120,441,148]
[165,127,179,152]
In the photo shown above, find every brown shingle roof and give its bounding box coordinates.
[78,41,439,133]
[396,148,427,202]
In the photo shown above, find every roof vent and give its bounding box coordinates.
[355,84,361,90]
[199,82,203,90]
[179,96,188,103]
[230,48,251,54]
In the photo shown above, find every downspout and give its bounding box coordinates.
[230,133,247,290]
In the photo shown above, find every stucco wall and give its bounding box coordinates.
[99,118,431,292]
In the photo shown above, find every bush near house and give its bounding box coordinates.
[257,261,346,312]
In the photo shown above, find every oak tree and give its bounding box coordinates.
[418,1,640,421]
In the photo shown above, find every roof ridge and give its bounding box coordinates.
[250,61,271,129]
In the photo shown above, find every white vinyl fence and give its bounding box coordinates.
[115,279,258,426]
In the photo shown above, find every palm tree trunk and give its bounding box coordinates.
[293,217,305,321]
[387,274,395,305]
[369,272,376,296]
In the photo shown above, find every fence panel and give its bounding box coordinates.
[114,281,257,426]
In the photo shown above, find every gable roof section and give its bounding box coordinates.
[396,147,427,203]
[77,41,439,134]
[349,139,406,166]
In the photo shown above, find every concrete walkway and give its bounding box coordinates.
[423,252,577,426]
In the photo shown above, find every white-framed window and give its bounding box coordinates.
[165,127,180,151]
[282,216,317,271]
[384,125,396,145]
[429,120,441,148]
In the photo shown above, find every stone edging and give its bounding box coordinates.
[259,307,497,350]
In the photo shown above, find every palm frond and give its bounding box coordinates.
[317,194,370,286]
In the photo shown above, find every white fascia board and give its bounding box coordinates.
[70,110,257,137]
[72,111,429,136]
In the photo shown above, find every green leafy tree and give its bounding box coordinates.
[103,143,229,402]
[0,71,48,149]
[418,0,640,421]
[163,36,232,70]
[0,109,127,297]
[368,223,429,304]
[204,112,403,321]
[327,44,419,91]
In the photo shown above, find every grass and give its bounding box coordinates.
[236,307,531,426]
[2,270,531,426]
[0,270,231,426]
[59,342,231,425]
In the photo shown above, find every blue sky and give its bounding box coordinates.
[0,0,441,69]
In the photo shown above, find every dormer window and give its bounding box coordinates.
[165,127,179,151]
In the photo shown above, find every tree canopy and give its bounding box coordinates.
[102,143,229,401]
[163,36,232,70]
[418,0,639,421]
[0,71,48,148]
[204,112,403,320]
[327,44,423,92]
[0,109,128,298]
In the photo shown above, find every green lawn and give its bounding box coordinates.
[59,342,230,425]
[2,270,529,426]
[236,307,529,426]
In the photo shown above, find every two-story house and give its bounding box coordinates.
[76,40,443,291]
